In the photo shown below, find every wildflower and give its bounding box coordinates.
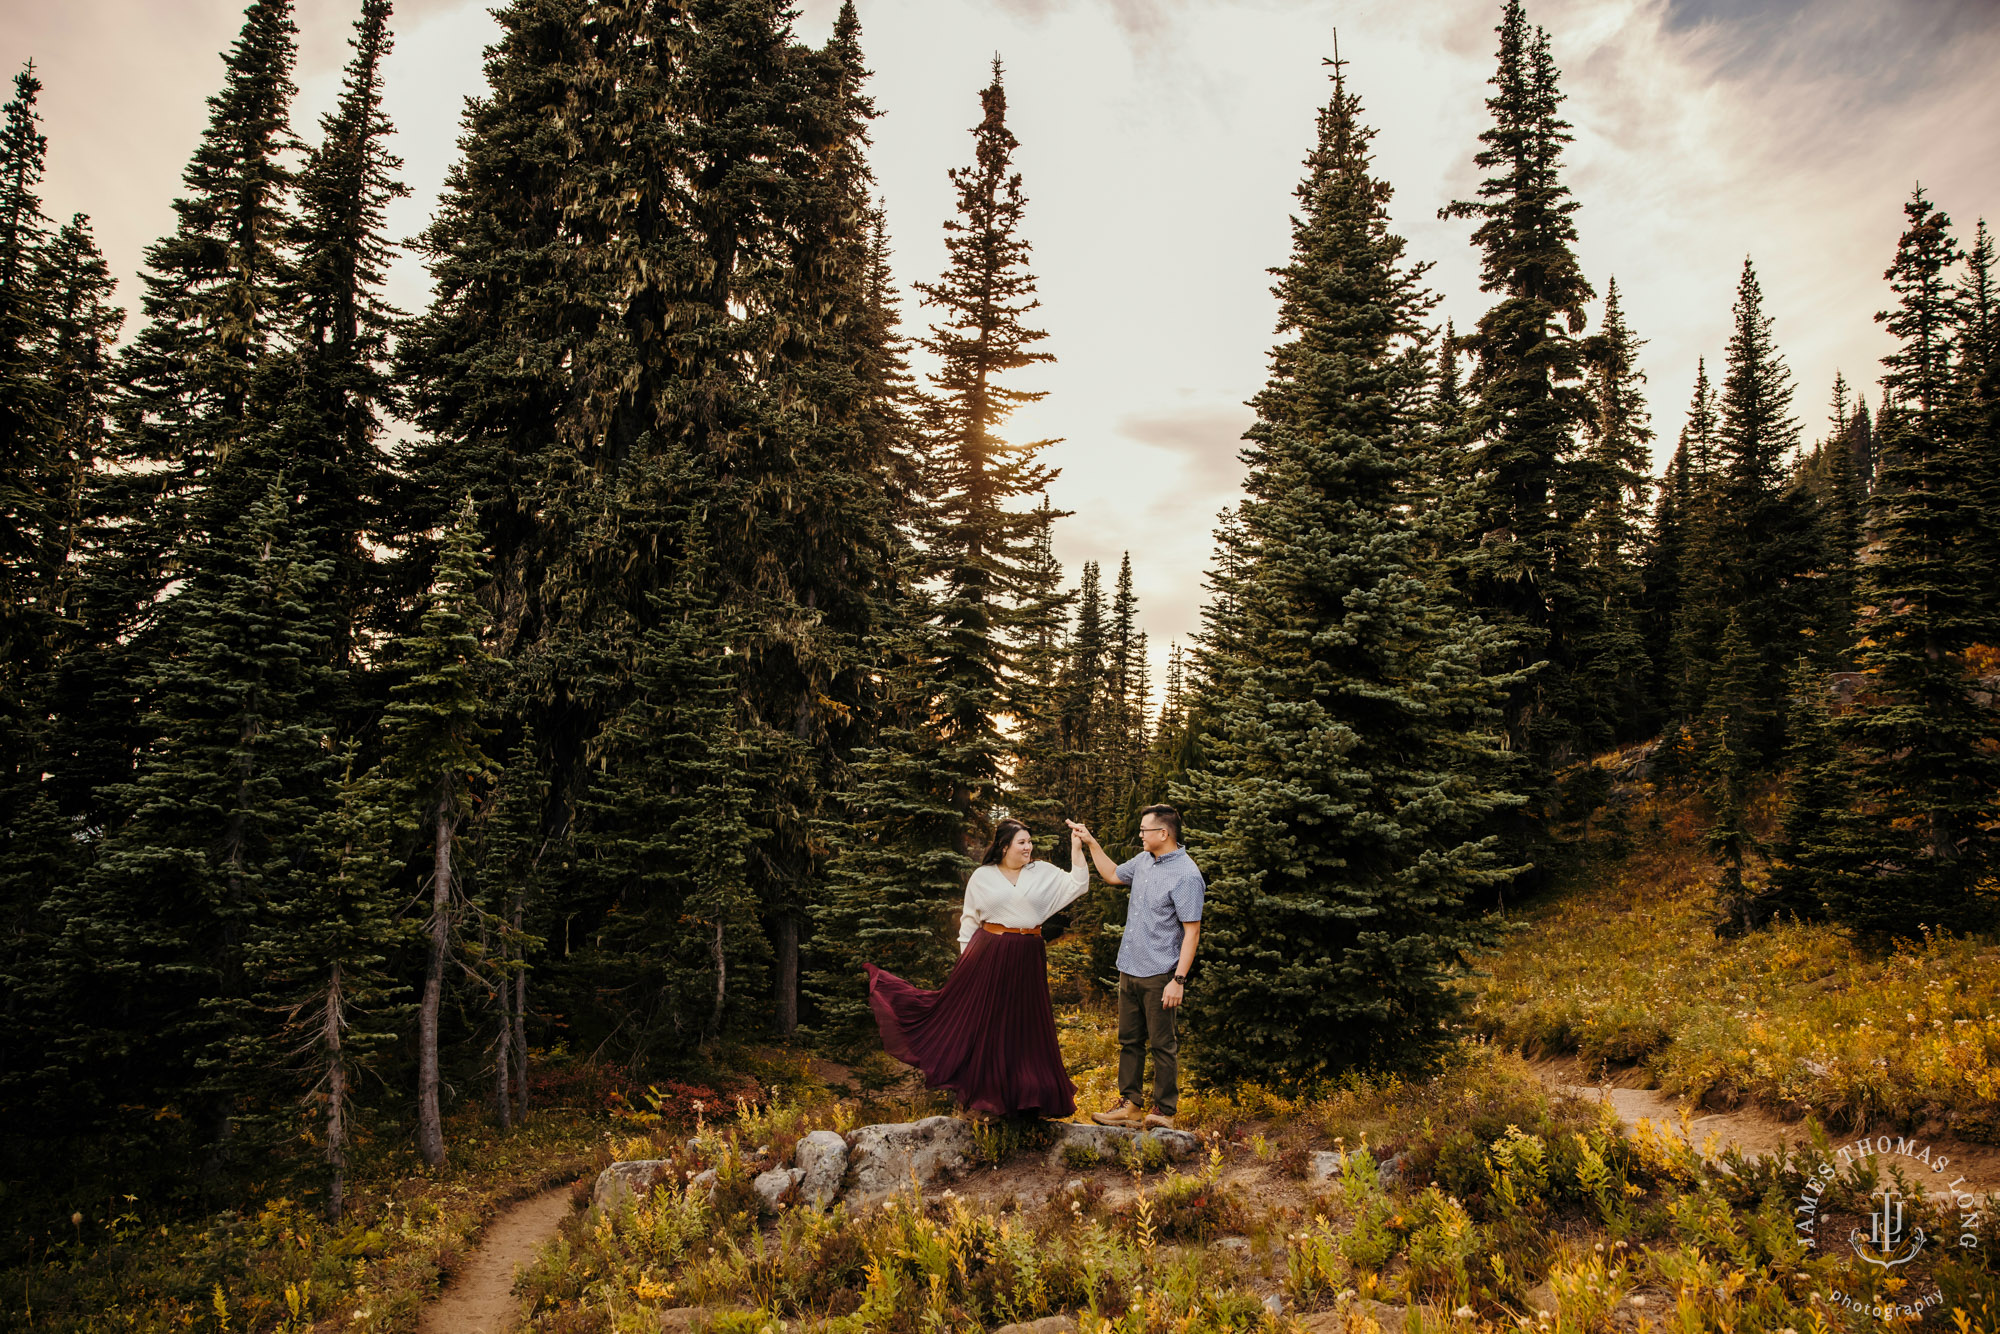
[1456,1306,1475,1319]
[1628,1294,1647,1306]
[1594,1241,1603,1251]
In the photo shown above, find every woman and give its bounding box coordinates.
[865,820,1091,1120]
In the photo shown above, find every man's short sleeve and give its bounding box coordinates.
[1115,853,1145,886]
[1171,865,1205,923]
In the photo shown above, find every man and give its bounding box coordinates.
[1067,805,1203,1129]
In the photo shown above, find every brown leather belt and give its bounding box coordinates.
[982,922,1041,936]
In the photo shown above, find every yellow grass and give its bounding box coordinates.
[1473,790,2000,1139]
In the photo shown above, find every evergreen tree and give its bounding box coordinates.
[101,0,300,597]
[1181,52,1518,1083]
[402,0,904,1036]
[1571,277,1652,743]
[572,499,760,1058]
[1058,560,1107,828]
[809,570,970,1049]
[1006,494,1072,827]
[1441,0,1600,780]
[380,498,496,1166]
[1662,360,1720,726]
[471,733,547,1127]
[253,743,409,1219]
[32,216,121,634]
[914,58,1059,854]
[261,0,405,670]
[59,0,302,836]
[0,63,50,639]
[1679,262,1819,754]
[1795,372,1863,666]
[1105,552,1151,819]
[1963,221,2000,590]
[1763,664,1844,927]
[1820,190,1996,934]
[38,479,336,1166]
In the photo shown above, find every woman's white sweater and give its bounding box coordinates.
[956,860,1091,953]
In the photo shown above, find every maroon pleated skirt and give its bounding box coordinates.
[865,929,1077,1118]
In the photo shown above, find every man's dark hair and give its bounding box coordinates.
[1139,804,1181,843]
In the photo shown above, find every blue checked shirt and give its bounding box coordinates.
[1112,847,1205,978]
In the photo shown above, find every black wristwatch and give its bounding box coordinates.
[1171,974,1188,986]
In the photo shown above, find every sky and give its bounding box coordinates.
[7,0,2000,693]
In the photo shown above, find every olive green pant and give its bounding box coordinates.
[1116,970,1180,1116]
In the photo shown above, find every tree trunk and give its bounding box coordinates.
[493,926,512,1130]
[708,919,727,1041]
[773,913,796,1038]
[325,963,348,1223]
[416,785,452,1167]
[511,892,529,1122]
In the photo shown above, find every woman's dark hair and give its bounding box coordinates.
[981,819,1033,866]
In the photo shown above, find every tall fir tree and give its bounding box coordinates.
[258,0,405,672]
[1180,52,1518,1083]
[0,63,51,664]
[1441,0,1603,788]
[252,742,409,1219]
[914,58,1059,855]
[1963,220,2000,592]
[1661,359,1720,728]
[60,0,303,835]
[571,493,760,1058]
[808,568,971,1049]
[1677,262,1819,755]
[1571,277,1652,744]
[36,479,336,1170]
[1818,190,1996,935]
[380,498,496,1166]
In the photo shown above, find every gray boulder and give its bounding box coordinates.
[592,1159,672,1212]
[1045,1120,1200,1169]
[795,1129,849,1211]
[845,1116,977,1199]
[1308,1148,1405,1189]
[754,1166,803,1212]
[993,1317,1077,1334]
[690,1167,718,1195]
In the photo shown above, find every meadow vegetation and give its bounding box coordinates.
[515,1000,2000,1333]
[1475,790,2000,1141]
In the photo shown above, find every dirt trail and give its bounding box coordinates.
[1532,1058,2000,1198]
[418,1187,575,1334]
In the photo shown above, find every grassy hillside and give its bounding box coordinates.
[1473,788,2000,1142]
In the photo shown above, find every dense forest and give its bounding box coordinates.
[0,0,1994,1227]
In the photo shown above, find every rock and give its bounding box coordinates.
[690,1168,718,1195]
[992,1317,1076,1334]
[1044,1120,1200,1168]
[1262,1293,1285,1316]
[1214,1236,1252,1258]
[593,1159,672,1212]
[1523,1281,1555,1316]
[753,1166,802,1212]
[795,1129,848,1211]
[845,1116,978,1200]
[657,1308,754,1332]
[1298,1298,1407,1333]
[1308,1149,1406,1189]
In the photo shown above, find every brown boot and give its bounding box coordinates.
[1091,1098,1144,1128]
[1142,1111,1176,1130]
